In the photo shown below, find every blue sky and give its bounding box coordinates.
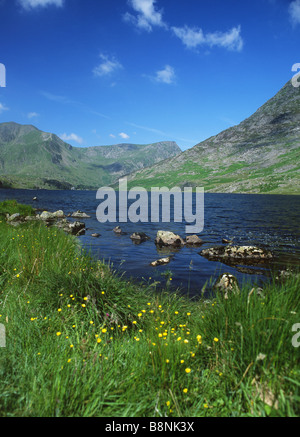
[0,0,300,151]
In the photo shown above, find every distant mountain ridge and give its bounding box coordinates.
[0,122,181,190]
[127,79,300,194]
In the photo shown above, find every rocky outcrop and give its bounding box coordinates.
[200,245,273,263]
[126,79,300,195]
[155,231,185,247]
[5,208,86,236]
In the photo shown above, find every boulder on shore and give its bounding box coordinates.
[155,231,185,247]
[214,273,240,299]
[40,210,65,220]
[64,221,86,236]
[7,213,21,222]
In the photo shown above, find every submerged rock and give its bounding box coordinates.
[150,256,172,267]
[155,231,185,247]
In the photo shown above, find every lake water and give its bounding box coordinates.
[1,188,300,297]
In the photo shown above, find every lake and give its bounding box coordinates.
[1,188,299,297]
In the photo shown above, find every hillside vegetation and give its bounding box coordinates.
[0,122,181,190]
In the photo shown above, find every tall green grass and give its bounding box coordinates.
[0,199,35,219]
[0,208,299,417]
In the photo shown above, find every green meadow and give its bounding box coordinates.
[0,201,299,417]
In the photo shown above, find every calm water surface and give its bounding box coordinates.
[1,188,299,297]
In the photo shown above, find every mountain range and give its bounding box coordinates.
[127,78,300,194]
[0,122,181,190]
[0,77,299,194]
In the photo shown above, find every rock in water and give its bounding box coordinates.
[150,257,172,267]
[222,238,232,244]
[200,245,273,262]
[155,231,185,247]
[185,235,203,246]
[130,232,150,243]
[71,210,91,218]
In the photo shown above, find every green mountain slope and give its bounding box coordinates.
[0,122,181,189]
[127,79,300,194]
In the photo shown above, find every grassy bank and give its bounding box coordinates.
[0,202,299,417]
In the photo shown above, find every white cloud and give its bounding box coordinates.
[289,0,300,25]
[60,133,83,145]
[27,112,39,119]
[109,134,116,138]
[18,0,63,10]
[154,65,176,84]
[172,25,243,52]
[0,102,8,113]
[119,132,130,140]
[124,0,166,32]
[93,54,123,77]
